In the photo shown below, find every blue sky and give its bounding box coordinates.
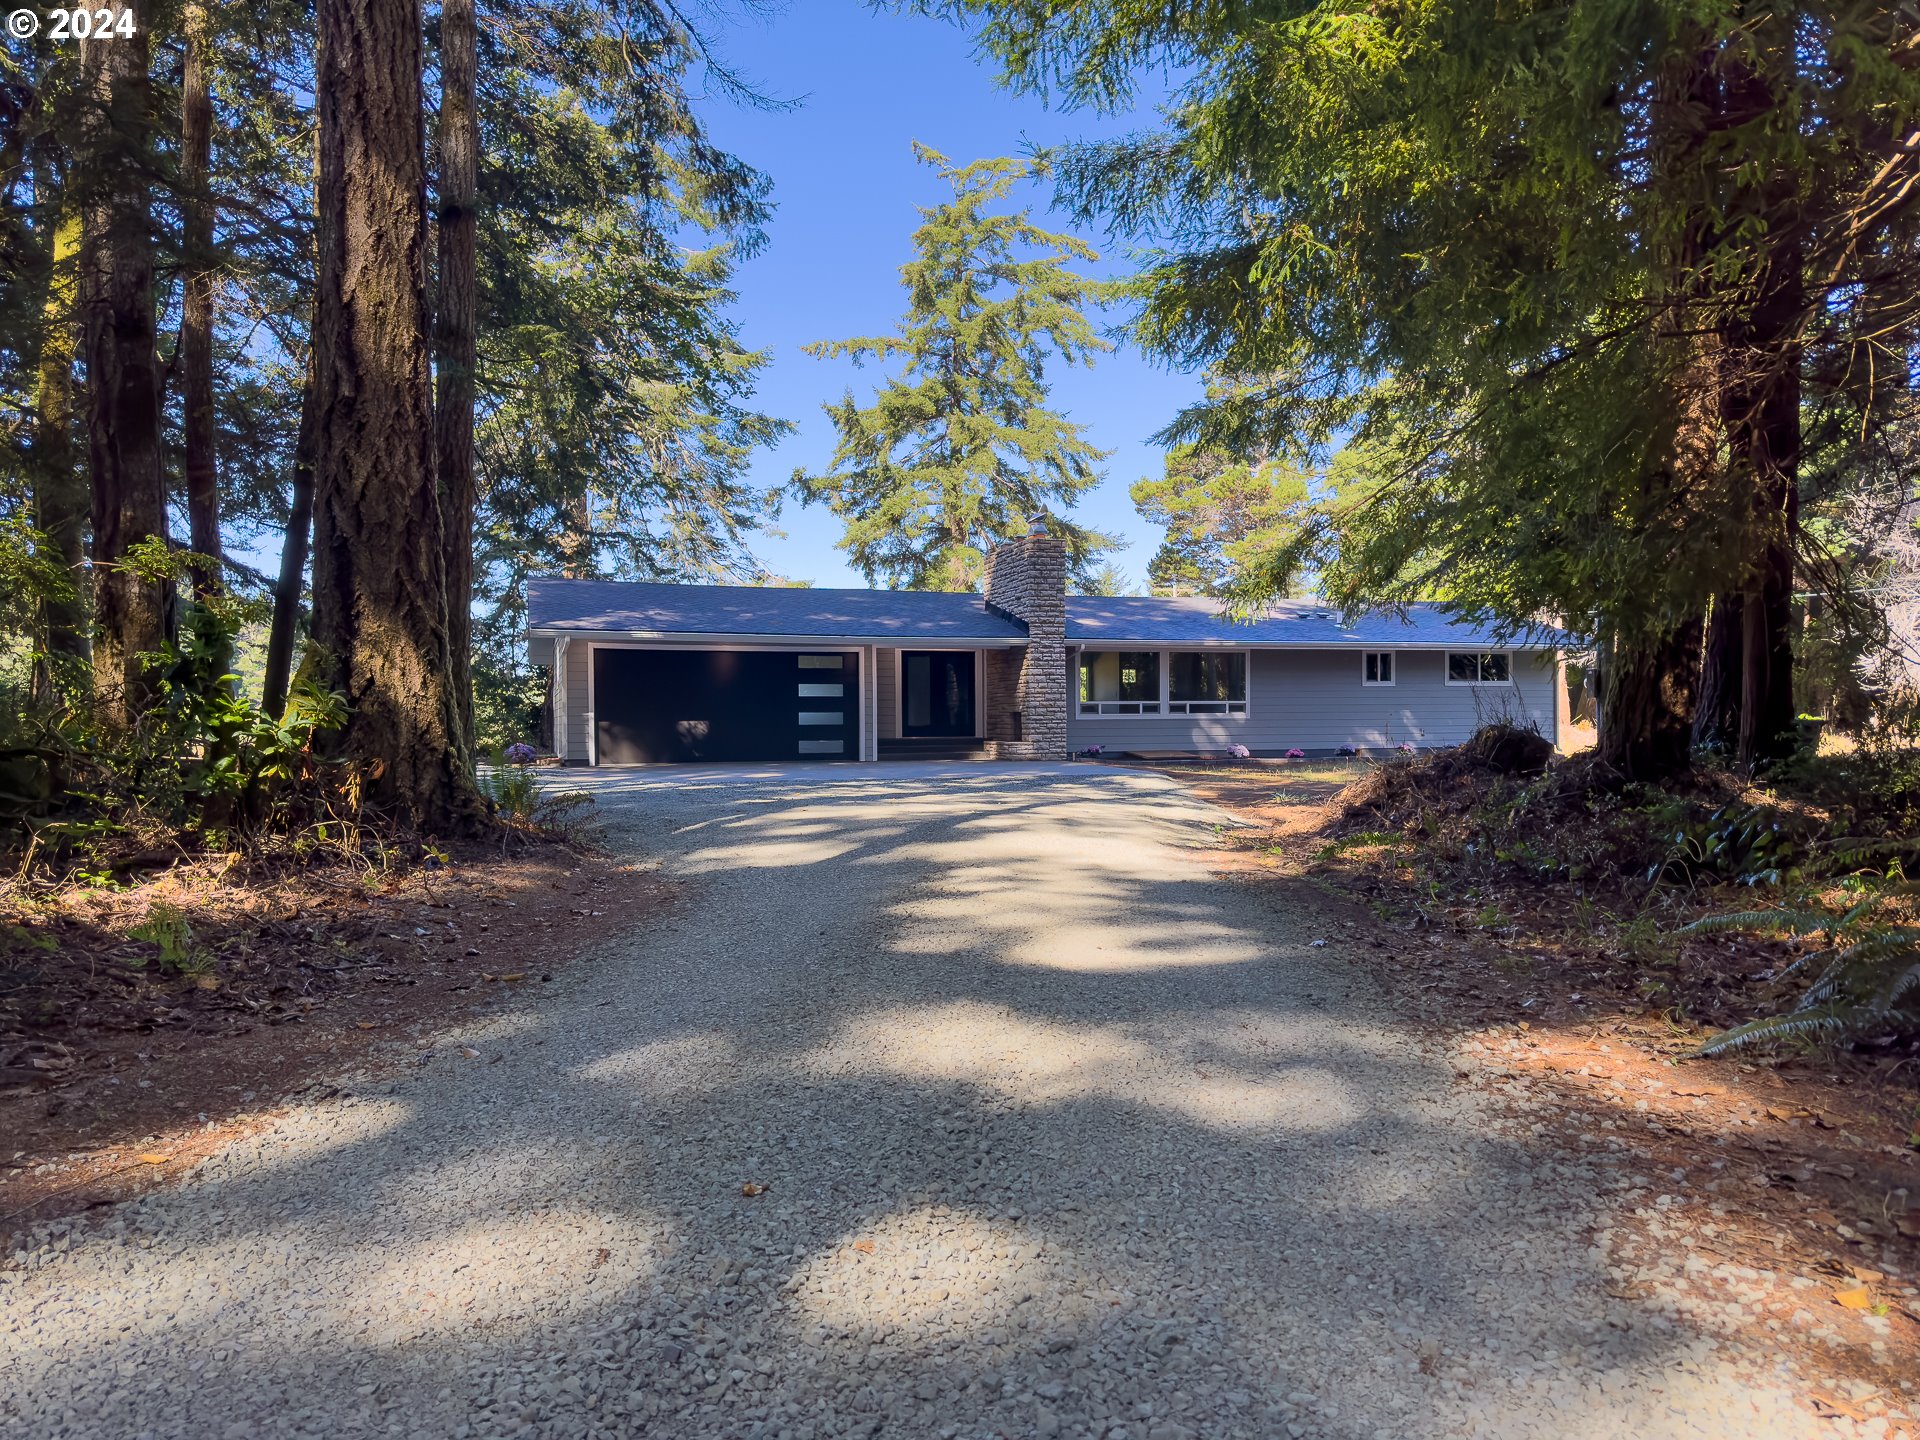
[695,2,1201,590]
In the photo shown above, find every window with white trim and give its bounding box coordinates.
[1168,652,1248,714]
[1362,651,1395,686]
[1446,651,1512,684]
[1078,650,1161,715]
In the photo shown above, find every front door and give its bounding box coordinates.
[900,651,976,738]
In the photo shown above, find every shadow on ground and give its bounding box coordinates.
[3,766,1825,1440]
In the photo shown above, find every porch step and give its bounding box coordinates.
[878,738,992,762]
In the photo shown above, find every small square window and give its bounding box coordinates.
[1363,652,1394,685]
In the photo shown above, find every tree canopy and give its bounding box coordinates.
[790,145,1114,591]
[933,0,1920,770]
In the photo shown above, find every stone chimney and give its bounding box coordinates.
[981,513,1069,760]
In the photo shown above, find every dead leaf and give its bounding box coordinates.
[1808,1209,1841,1228]
[135,1153,168,1165]
[459,1047,479,1059]
[1844,1264,1885,1284]
[851,1238,875,1254]
[739,1182,765,1197]
[1832,1284,1873,1310]
[1808,1392,1870,1422]
[498,972,526,983]
[356,1021,377,1030]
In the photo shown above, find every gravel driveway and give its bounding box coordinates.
[4,763,1835,1439]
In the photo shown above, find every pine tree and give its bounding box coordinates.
[791,146,1113,591]
[77,7,169,724]
[310,0,483,830]
[936,0,1920,774]
[1131,444,1315,598]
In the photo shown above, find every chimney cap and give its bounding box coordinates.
[1027,511,1050,537]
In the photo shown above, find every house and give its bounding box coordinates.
[525,521,1567,765]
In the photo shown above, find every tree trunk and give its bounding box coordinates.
[434,0,479,749]
[31,168,90,698]
[1595,35,1718,782]
[1596,619,1703,780]
[1720,35,1804,769]
[79,1,169,726]
[180,0,221,602]
[262,346,317,718]
[310,0,484,830]
[1692,593,1744,751]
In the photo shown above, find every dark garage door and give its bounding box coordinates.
[593,648,860,764]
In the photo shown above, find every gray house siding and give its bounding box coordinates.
[562,640,590,761]
[1065,648,1559,754]
[876,647,899,740]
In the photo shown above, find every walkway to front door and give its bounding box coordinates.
[900,649,976,737]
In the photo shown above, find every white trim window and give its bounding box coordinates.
[1361,651,1395,686]
[1078,650,1162,715]
[1167,651,1248,714]
[1446,651,1513,685]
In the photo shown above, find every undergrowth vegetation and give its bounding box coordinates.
[1330,725,1920,1055]
[1,573,590,898]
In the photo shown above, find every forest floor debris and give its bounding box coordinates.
[0,842,675,1240]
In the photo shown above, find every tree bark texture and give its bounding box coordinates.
[32,178,91,695]
[1596,35,1718,781]
[180,0,221,600]
[1596,619,1703,780]
[1716,25,1804,768]
[1692,593,1745,751]
[434,0,479,749]
[310,0,483,830]
[78,2,169,726]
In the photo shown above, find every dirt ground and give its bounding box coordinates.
[1137,760,1920,1425]
[1,842,675,1243]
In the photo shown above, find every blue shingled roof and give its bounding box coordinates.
[1067,595,1563,648]
[526,577,1563,649]
[525,578,1027,642]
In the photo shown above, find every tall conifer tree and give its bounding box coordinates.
[791,147,1112,591]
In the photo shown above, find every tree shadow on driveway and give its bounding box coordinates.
[5,766,1824,1440]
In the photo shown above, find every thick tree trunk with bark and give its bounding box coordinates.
[31,175,91,696]
[1692,593,1744,751]
[310,0,484,831]
[434,0,479,749]
[78,4,169,726]
[1596,36,1719,782]
[1597,619,1703,780]
[1721,26,1804,768]
[180,0,221,600]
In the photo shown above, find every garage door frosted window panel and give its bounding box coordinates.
[1168,653,1247,714]
[1079,651,1162,715]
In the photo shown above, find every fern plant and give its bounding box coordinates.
[1683,892,1920,1055]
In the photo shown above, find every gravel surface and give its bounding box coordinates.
[0,763,1860,1439]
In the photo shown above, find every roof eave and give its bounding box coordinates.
[1063,637,1566,650]
[525,626,1028,648]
